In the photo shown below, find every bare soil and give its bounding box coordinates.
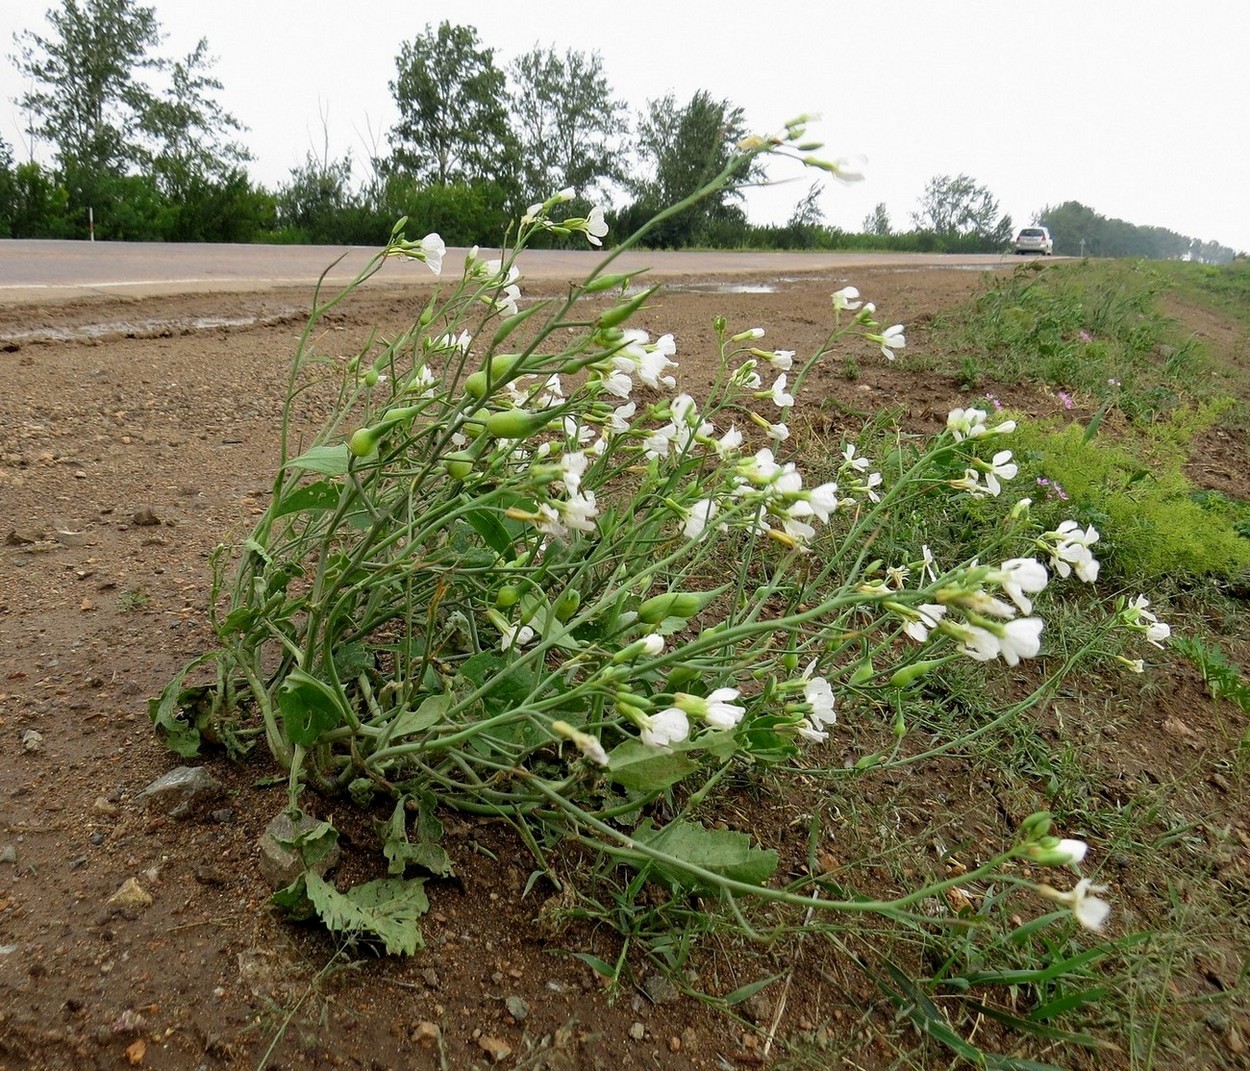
[1,265,1248,1070]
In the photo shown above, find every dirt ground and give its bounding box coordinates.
[1,264,1247,1071]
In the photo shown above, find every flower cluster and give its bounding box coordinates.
[1039,520,1100,582]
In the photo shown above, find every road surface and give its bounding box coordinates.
[0,239,1023,304]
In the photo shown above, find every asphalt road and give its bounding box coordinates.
[0,239,1021,304]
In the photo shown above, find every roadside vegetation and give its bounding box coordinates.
[129,108,1250,1070]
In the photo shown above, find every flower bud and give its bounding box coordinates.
[552,587,581,621]
[464,354,524,399]
[889,658,947,688]
[596,286,659,330]
[637,591,708,624]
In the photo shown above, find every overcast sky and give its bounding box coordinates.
[3,0,1248,251]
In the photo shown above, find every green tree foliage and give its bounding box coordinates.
[622,90,757,248]
[0,137,16,237]
[913,173,1013,248]
[388,22,518,190]
[1038,200,1235,263]
[13,0,165,217]
[141,38,250,202]
[863,201,892,236]
[508,45,627,201]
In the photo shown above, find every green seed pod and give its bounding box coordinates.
[583,271,643,294]
[889,658,946,689]
[484,408,547,439]
[491,306,541,348]
[637,591,704,624]
[552,587,581,621]
[464,354,524,399]
[348,426,382,458]
[495,585,520,609]
[444,451,475,481]
[595,285,659,330]
[364,368,379,387]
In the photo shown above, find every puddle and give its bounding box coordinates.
[0,310,300,345]
[667,281,778,294]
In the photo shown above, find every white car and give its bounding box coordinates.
[1015,227,1054,255]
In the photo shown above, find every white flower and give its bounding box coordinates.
[559,450,589,493]
[1125,595,1170,647]
[1051,838,1089,865]
[683,498,720,540]
[767,422,790,442]
[1040,878,1112,932]
[766,374,794,410]
[903,603,947,642]
[951,469,988,498]
[947,407,989,442]
[956,625,1001,662]
[501,623,535,651]
[831,286,862,312]
[998,617,1044,666]
[716,425,744,456]
[802,673,836,730]
[606,401,636,435]
[418,233,445,275]
[641,707,690,749]
[804,482,839,522]
[637,347,678,389]
[701,688,747,730]
[551,720,609,766]
[601,370,633,398]
[435,329,472,354]
[870,324,906,360]
[983,450,1018,496]
[585,205,608,246]
[768,349,795,371]
[920,544,938,584]
[639,634,665,657]
[994,557,1049,615]
[561,490,599,533]
[842,444,871,472]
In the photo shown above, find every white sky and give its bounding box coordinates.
[3,0,1248,251]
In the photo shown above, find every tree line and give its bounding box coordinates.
[0,2,1237,261]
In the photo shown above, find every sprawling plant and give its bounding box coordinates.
[152,119,1168,954]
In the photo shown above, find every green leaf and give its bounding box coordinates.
[632,819,778,891]
[276,872,429,956]
[148,652,221,757]
[380,795,454,878]
[722,974,782,1006]
[463,508,516,561]
[285,443,351,476]
[607,739,698,791]
[385,693,448,742]
[273,479,341,519]
[278,668,349,746]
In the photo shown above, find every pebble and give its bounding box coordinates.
[135,766,225,820]
[20,730,43,754]
[505,995,529,1021]
[477,1036,512,1063]
[0,845,17,864]
[628,1022,645,1041]
[107,878,153,910]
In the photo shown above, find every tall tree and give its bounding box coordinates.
[862,201,891,236]
[625,90,757,247]
[388,22,517,189]
[13,0,163,180]
[912,173,1012,245]
[141,38,250,201]
[508,45,627,201]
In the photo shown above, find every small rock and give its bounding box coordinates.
[641,972,680,1005]
[209,808,235,824]
[0,845,17,864]
[505,995,529,1021]
[131,508,161,527]
[124,1038,146,1065]
[107,878,153,910]
[257,812,340,889]
[89,832,107,846]
[478,1036,512,1063]
[20,730,43,754]
[93,795,120,816]
[5,529,40,546]
[412,1021,440,1046]
[135,766,225,819]
[628,1022,645,1041]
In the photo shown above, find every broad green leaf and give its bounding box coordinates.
[148,652,221,757]
[386,693,448,741]
[278,668,349,746]
[285,443,351,476]
[632,819,778,890]
[380,795,454,878]
[463,508,516,561]
[284,872,429,956]
[273,479,341,519]
[607,739,698,791]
